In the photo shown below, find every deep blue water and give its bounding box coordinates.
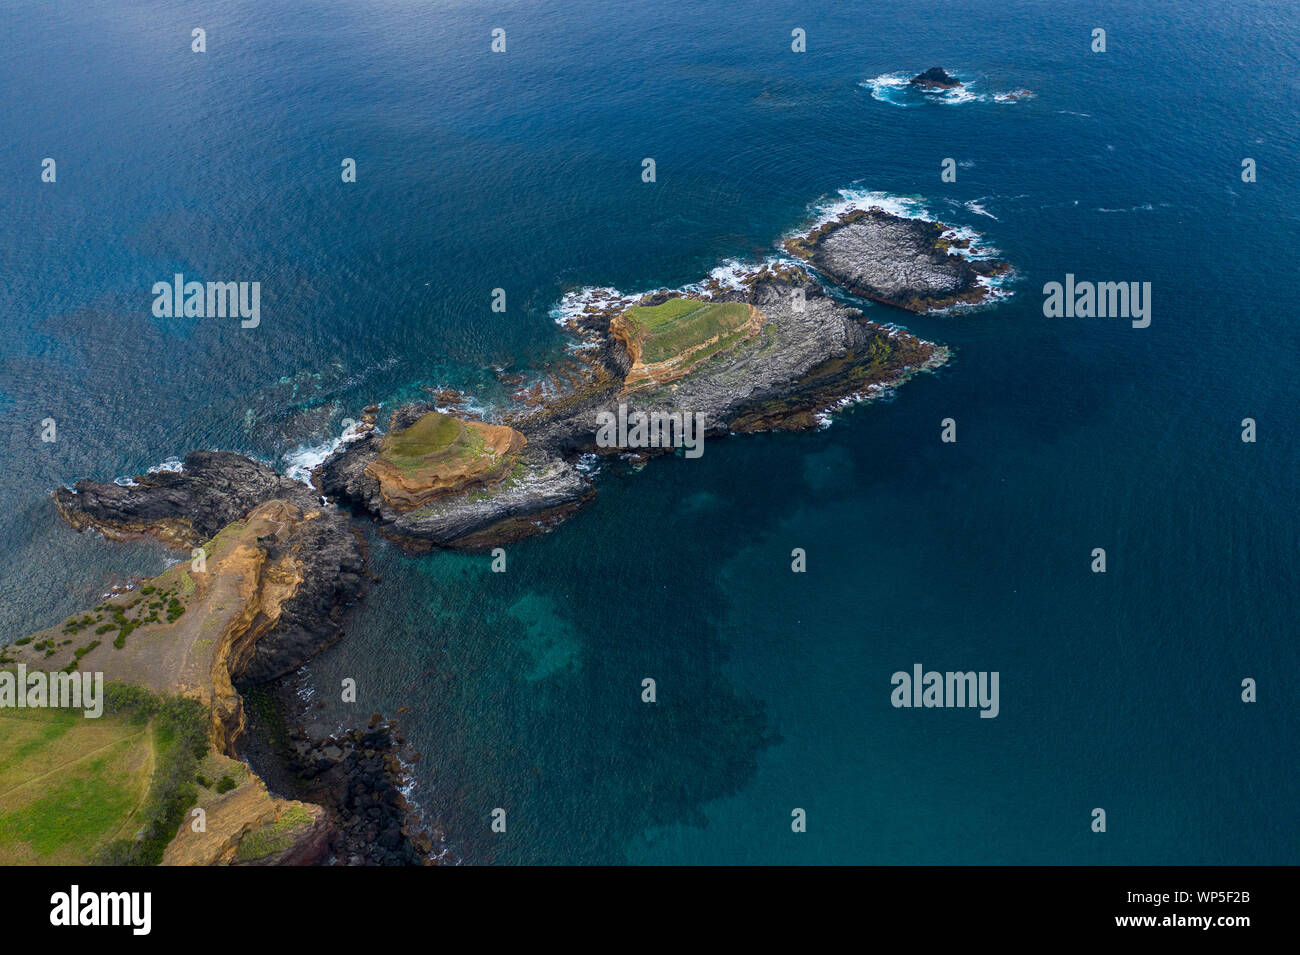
[2,0,1296,864]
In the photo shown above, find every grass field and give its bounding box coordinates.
[379,412,486,476]
[0,708,155,864]
[383,410,463,460]
[622,298,753,364]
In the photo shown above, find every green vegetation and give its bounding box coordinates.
[234,804,315,862]
[385,410,462,459]
[57,580,190,654]
[93,685,209,866]
[0,695,172,864]
[376,411,508,483]
[60,614,98,636]
[215,775,237,794]
[379,412,486,476]
[621,298,753,364]
[165,597,185,623]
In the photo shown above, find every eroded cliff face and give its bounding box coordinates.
[161,752,331,867]
[24,486,375,866]
[203,503,309,753]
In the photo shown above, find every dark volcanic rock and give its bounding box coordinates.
[784,207,1011,312]
[242,694,442,866]
[53,450,306,545]
[910,66,962,89]
[314,433,386,513]
[238,503,368,682]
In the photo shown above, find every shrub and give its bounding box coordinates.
[95,689,208,866]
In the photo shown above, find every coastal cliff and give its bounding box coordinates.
[25,460,432,865]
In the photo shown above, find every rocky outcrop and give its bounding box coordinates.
[364,412,526,511]
[311,261,943,550]
[53,451,305,547]
[784,207,1011,312]
[911,66,962,89]
[318,429,592,552]
[45,197,1001,591]
[278,716,436,866]
[517,262,945,451]
[611,300,766,393]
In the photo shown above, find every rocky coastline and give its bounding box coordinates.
[21,194,1010,864]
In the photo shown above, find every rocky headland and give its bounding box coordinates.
[13,191,1012,864]
[313,258,946,550]
[26,454,431,865]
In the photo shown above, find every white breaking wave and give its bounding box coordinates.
[799,186,1005,263]
[113,456,183,487]
[283,420,370,485]
[801,186,931,228]
[861,71,1034,107]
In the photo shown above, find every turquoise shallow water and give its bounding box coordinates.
[1,0,1296,863]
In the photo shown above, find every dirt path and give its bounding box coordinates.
[110,721,156,841]
[0,727,149,801]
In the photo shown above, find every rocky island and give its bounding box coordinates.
[314,259,945,550]
[910,66,963,90]
[784,207,1011,312]
[9,192,1011,865]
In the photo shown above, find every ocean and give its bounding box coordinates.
[1,0,1296,864]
